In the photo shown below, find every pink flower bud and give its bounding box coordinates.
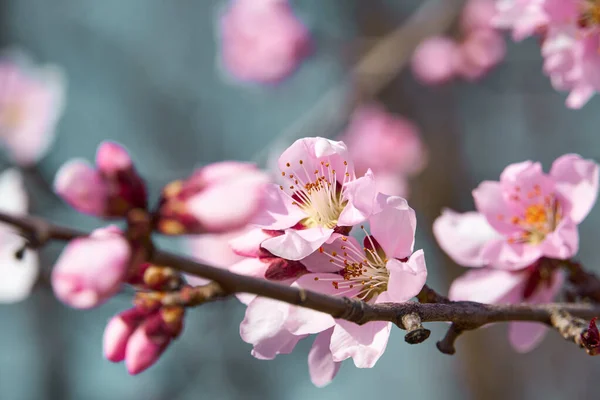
[54,141,148,217]
[125,313,173,375]
[455,30,506,81]
[411,36,460,85]
[218,0,311,84]
[51,226,131,309]
[460,0,497,33]
[96,141,133,174]
[54,159,108,216]
[156,161,269,235]
[103,307,149,362]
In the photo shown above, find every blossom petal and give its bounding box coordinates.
[284,306,335,336]
[433,209,502,267]
[338,169,376,226]
[301,234,356,273]
[0,169,27,215]
[540,218,578,260]
[480,238,543,270]
[251,183,305,229]
[508,270,565,353]
[473,181,520,234]
[294,272,360,297]
[240,297,289,345]
[330,320,391,368]
[381,250,427,303]
[251,329,305,360]
[261,227,333,260]
[369,193,416,259]
[550,154,599,224]
[186,231,244,269]
[0,233,38,302]
[229,228,273,257]
[449,268,526,304]
[187,171,269,232]
[308,329,341,388]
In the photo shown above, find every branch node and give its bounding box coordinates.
[402,313,430,344]
[551,310,600,355]
[436,323,464,355]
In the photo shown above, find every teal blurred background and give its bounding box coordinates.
[1,0,599,399]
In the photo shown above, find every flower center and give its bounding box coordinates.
[315,232,389,302]
[279,159,350,229]
[505,186,562,245]
[578,0,600,28]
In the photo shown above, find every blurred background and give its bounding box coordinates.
[0,0,599,399]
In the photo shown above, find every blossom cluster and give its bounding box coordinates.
[434,154,599,351]
[411,0,506,85]
[30,136,425,384]
[494,0,600,108]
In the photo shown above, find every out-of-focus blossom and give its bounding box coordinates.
[411,37,460,85]
[51,225,131,309]
[339,104,427,198]
[241,194,427,386]
[454,29,507,81]
[104,305,184,374]
[493,0,600,108]
[54,141,147,218]
[541,0,600,108]
[411,0,505,84]
[185,229,249,287]
[156,162,269,235]
[434,154,599,351]
[0,50,66,166]
[253,137,377,260]
[493,0,548,40]
[0,169,38,302]
[218,0,311,84]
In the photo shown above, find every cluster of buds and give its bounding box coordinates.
[51,142,270,373]
[104,263,185,374]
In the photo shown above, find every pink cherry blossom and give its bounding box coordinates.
[254,137,377,261]
[435,154,598,270]
[494,0,600,108]
[449,263,565,352]
[240,194,427,386]
[157,161,269,235]
[454,29,507,81]
[51,225,131,309]
[462,0,498,33]
[411,0,506,85]
[540,0,600,108]
[435,154,599,351]
[338,104,427,198]
[54,141,147,218]
[0,169,38,302]
[0,50,66,166]
[493,0,549,40]
[217,0,311,84]
[411,36,460,85]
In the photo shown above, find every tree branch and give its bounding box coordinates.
[2,211,600,354]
